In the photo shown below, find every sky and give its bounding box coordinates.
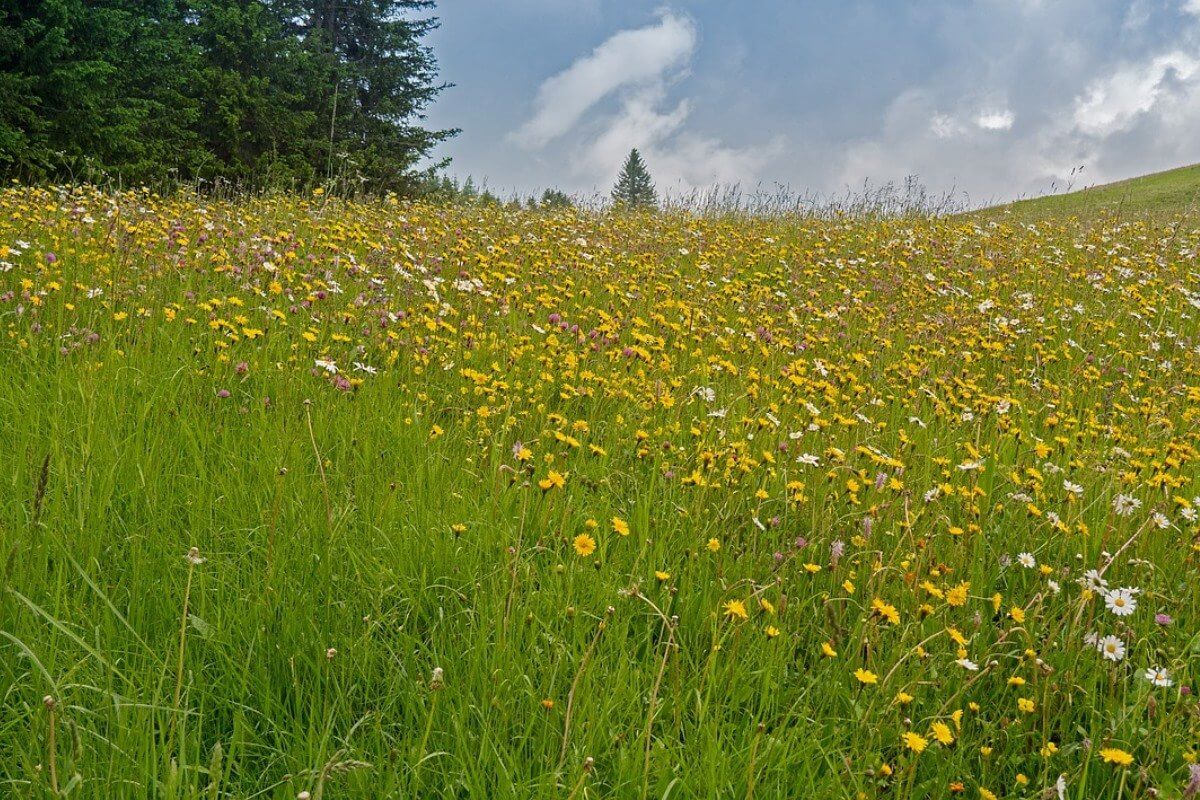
[423,0,1200,205]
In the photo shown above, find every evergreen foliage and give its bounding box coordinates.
[611,148,657,208]
[0,0,456,191]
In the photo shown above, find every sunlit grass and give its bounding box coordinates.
[1,185,1198,798]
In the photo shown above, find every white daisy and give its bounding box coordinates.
[955,657,980,671]
[1098,635,1125,662]
[1143,667,1172,687]
[1112,494,1141,516]
[1017,552,1036,568]
[1080,569,1108,591]
[1104,588,1137,617]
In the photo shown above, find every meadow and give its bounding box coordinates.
[1,185,1198,798]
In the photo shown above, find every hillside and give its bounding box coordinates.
[3,186,1199,797]
[979,162,1200,222]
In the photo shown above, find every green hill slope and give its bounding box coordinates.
[979,162,1200,222]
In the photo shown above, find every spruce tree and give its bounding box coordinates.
[611,148,657,209]
[280,0,458,192]
[0,0,457,192]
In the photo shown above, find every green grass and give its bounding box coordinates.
[977,162,1200,222]
[1,186,1198,799]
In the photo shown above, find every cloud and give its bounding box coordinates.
[574,85,782,192]
[512,11,696,148]
[835,1,1200,204]
[1185,0,1200,17]
[512,9,779,195]
[1072,52,1200,136]
[975,109,1016,130]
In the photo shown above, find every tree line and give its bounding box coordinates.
[0,0,455,193]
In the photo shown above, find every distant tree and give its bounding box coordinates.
[538,188,573,209]
[611,148,656,209]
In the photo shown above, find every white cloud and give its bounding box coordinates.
[575,86,781,192]
[512,11,696,148]
[1184,0,1200,18]
[931,114,966,139]
[975,109,1016,130]
[1072,52,1200,136]
[836,3,1200,205]
[513,9,779,195]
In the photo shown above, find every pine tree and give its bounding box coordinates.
[281,0,458,192]
[611,148,657,209]
[0,0,456,192]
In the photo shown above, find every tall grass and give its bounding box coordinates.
[0,185,1197,798]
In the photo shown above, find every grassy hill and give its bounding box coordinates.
[979,162,1200,222]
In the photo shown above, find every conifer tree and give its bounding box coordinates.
[0,0,456,191]
[611,148,657,209]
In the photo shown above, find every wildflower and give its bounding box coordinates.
[931,721,954,745]
[723,600,748,620]
[871,598,900,625]
[902,731,928,754]
[706,537,721,552]
[538,471,565,490]
[946,582,969,606]
[1186,764,1200,798]
[1104,587,1137,617]
[1112,494,1141,516]
[1080,569,1108,591]
[1098,635,1125,662]
[1143,667,1172,687]
[612,517,630,536]
[764,625,780,639]
[573,534,596,557]
[1017,552,1036,568]
[1098,748,1133,767]
[821,642,838,658]
[854,668,878,685]
[1017,697,1036,713]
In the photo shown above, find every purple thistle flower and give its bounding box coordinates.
[1185,764,1200,798]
